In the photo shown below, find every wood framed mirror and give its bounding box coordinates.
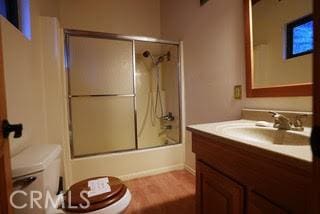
[244,0,313,97]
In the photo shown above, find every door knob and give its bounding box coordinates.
[2,120,23,139]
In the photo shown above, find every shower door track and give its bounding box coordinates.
[64,29,182,159]
[69,94,135,98]
[64,29,180,45]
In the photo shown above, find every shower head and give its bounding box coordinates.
[143,50,171,65]
[143,51,151,58]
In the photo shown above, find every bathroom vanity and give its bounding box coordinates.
[187,110,313,214]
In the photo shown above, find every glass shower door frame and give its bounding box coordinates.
[64,29,182,158]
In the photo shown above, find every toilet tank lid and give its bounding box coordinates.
[11,144,62,178]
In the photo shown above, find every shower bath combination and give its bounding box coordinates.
[142,50,175,123]
[66,30,182,157]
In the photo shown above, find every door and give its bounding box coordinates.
[196,161,244,214]
[0,34,12,213]
[0,33,23,214]
[312,0,320,213]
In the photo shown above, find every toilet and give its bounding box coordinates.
[11,144,131,214]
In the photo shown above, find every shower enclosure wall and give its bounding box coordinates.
[65,30,182,158]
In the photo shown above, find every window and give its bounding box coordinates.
[286,15,313,59]
[0,0,19,28]
[0,0,31,40]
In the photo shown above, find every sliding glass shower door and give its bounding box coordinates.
[65,30,181,158]
[67,36,136,157]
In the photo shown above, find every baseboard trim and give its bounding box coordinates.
[184,164,195,175]
[119,164,184,181]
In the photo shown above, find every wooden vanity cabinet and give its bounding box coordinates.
[196,161,244,214]
[248,192,288,214]
[191,132,313,214]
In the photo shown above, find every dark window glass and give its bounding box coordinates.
[0,0,7,18]
[0,0,19,28]
[6,0,19,28]
[293,20,313,54]
[286,15,313,59]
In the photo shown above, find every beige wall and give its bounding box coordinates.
[2,0,60,156]
[161,0,245,170]
[253,0,313,87]
[39,17,72,181]
[58,0,161,37]
[160,0,312,171]
[1,18,38,155]
[161,0,245,125]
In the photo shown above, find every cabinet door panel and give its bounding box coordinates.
[196,161,244,214]
[248,191,288,214]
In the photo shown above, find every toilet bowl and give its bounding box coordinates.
[11,144,131,214]
[58,176,131,214]
[54,189,131,214]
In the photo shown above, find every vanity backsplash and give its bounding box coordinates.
[242,109,313,127]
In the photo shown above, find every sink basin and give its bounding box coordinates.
[188,119,312,162]
[220,126,309,146]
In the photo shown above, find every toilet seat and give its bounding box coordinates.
[62,177,131,213]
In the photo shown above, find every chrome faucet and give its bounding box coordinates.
[269,111,307,131]
[269,111,292,130]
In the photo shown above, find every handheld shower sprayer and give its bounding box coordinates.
[142,50,171,121]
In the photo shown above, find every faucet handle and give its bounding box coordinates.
[290,114,308,131]
[293,114,308,129]
[268,111,279,117]
[269,111,285,119]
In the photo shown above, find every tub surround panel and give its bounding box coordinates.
[70,144,184,183]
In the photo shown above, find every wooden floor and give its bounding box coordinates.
[124,170,195,214]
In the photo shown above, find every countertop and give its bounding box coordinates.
[187,119,312,163]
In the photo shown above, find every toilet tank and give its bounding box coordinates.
[11,144,62,214]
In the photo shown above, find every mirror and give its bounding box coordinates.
[244,0,313,97]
